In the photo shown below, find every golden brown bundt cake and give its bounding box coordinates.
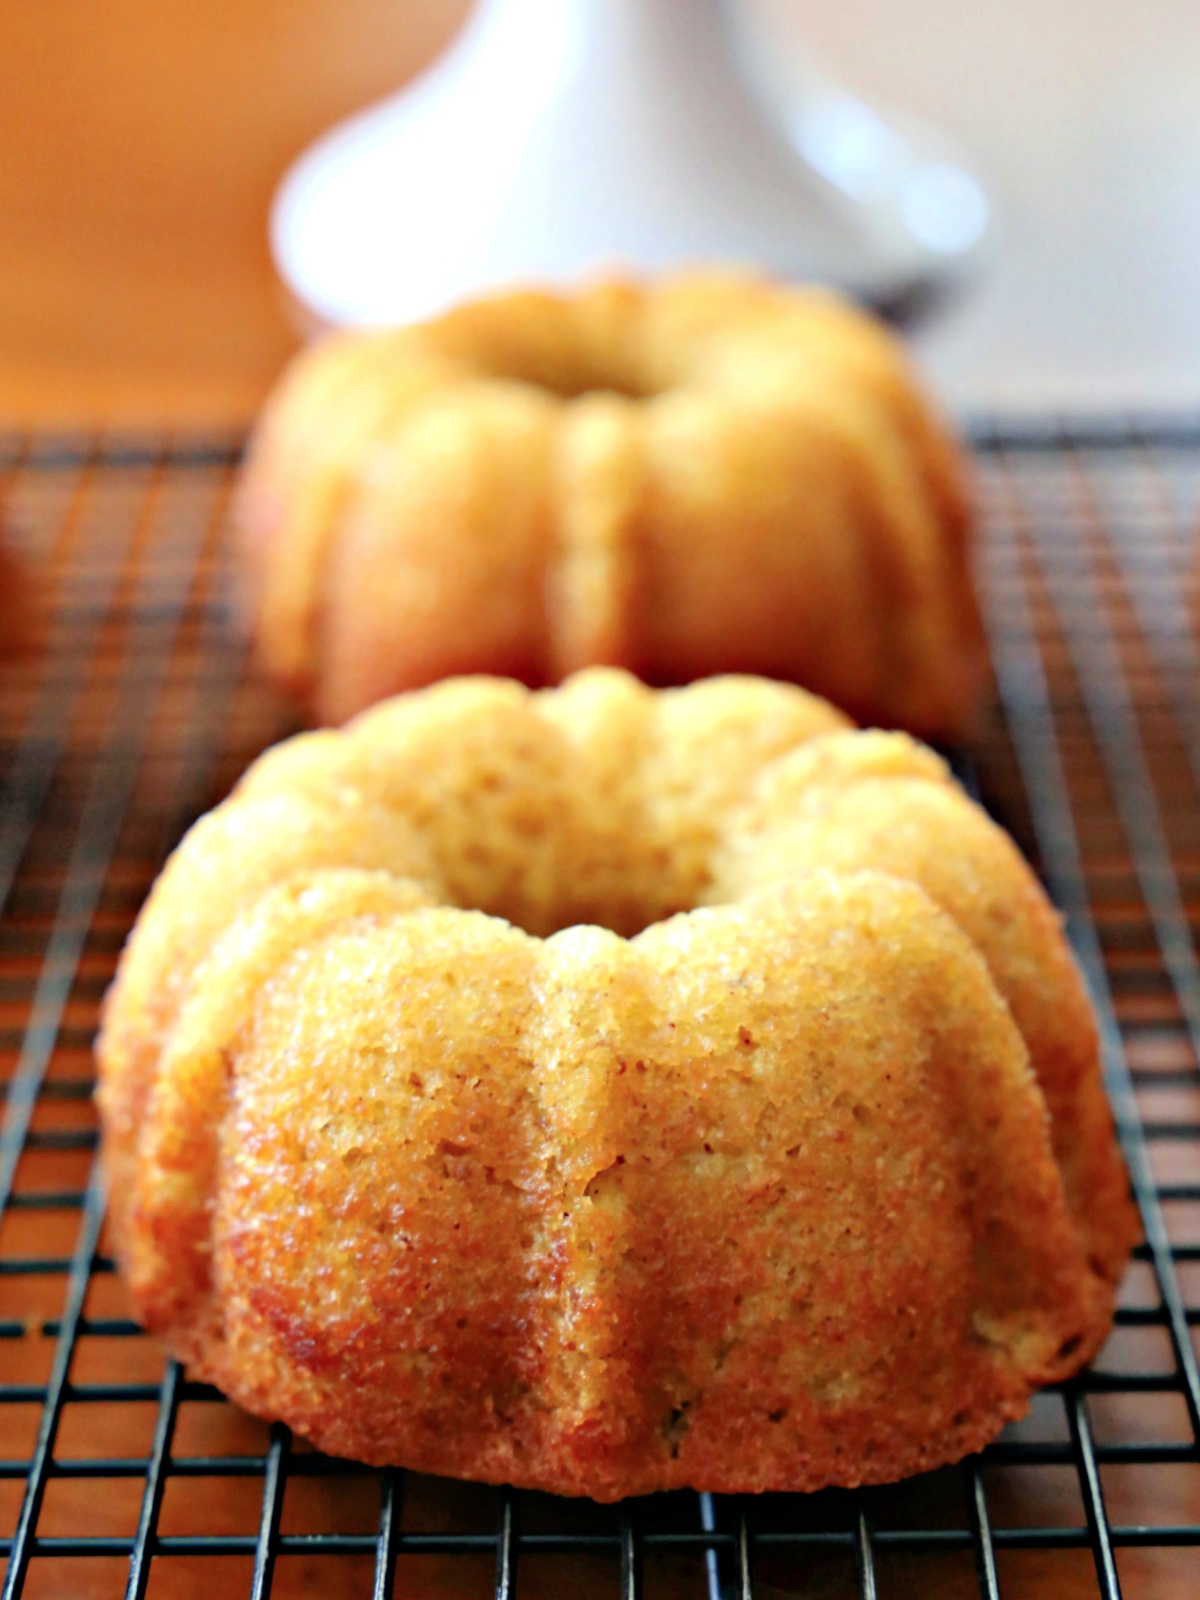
[235,272,985,735]
[96,670,1136,1502]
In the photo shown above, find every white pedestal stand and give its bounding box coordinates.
[272,0,989,329]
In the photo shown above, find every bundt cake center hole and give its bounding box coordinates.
[534,373,656,402]
[534,888,701,941]
[515,902,696,941]
[472,350,658,402]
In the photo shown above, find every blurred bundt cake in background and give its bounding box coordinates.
[235,273,985,733]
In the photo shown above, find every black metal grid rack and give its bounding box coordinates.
[1,421,1199,1599]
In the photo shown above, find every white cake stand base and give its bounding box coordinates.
[271,0,989,329]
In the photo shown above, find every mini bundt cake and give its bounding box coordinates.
[235,272,985,735]
[97,670,1136,1502]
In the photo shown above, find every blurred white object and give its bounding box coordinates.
[272,0,990,328]
[756,0,1200,410]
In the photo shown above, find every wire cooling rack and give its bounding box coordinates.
[0,422,1199,1599]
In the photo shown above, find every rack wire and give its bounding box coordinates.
[0,421,1198,1598]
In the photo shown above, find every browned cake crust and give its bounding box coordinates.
[96,670,1137,1501]
[234,273,985,735]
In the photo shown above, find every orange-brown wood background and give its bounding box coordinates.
[0,0,470,427]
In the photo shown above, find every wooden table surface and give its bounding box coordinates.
[0,0,469,428]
